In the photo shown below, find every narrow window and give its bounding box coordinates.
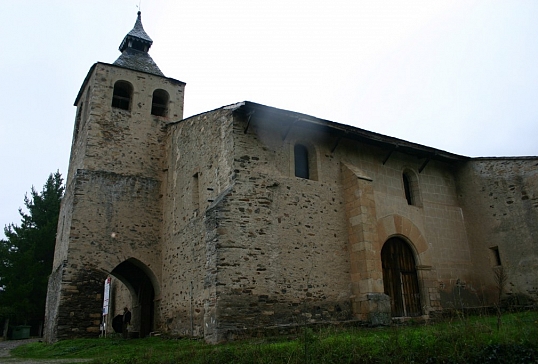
[403,173,413,205]
[74,88,91,143]
[151,89,169,116]
[74,102,83,140]
[112,81,133,110]
[192,173,200,211]
[402,170,421,206]
[490,246,502,266]
[294,144,310,179]
[83,87,91,121]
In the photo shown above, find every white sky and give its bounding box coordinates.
[1,1,538,233]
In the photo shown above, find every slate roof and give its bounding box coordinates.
[119,11,153,52]
[113,48,164,76]
[113,12,164,77]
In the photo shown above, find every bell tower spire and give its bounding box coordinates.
[119,11,153,53]
[113,11,164,76]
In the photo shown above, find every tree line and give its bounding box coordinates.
[0,172,63,333]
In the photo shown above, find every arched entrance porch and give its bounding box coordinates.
[110,259,157,337]
[381,237,422,317]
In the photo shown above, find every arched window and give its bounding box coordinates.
[111,81,133,111]
[294,144,310,179]
[151,89,169,117]
[403,173,413,205]
[402,170,421,206]
[381,237,422,317]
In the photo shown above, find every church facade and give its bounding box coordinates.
[44,13,538,343]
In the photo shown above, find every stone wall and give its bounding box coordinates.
[54,267,108,339]
[45,62,183,341]
[160,108,235,339]
[341,162,390,323]
[79,63,182,178]
[335,137,474,310]
[205,113,354,341]
[46,170,164,339]
[51,174,76,275]
[209,109,480,333]
[43,263,64,342]
[68,63,184,182]
[48,81,538,343]
[456,158,538,304]
[175,108,494,340]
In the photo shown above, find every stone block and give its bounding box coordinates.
[365,293,391,326]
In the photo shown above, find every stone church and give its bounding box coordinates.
[44,12,538,343]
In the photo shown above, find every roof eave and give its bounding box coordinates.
[235,101,469,164]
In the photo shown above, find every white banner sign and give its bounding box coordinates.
[103,277,111,316]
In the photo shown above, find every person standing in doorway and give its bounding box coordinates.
[122,307,131,339]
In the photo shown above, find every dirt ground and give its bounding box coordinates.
[0,338,92,363]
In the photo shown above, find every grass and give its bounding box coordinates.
[11,311,538,363]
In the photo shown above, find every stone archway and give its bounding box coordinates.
[111,259,156,338]
[381,237,422,317]
[376,214,440,315]
[376,215,429,262]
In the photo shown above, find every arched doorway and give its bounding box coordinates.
[381,237,422,317]
[111,259,156,337]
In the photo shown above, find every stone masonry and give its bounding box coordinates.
[45,13,538,343]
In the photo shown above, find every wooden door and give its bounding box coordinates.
[381,237,422,317]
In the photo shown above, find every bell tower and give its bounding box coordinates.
[44,12,185,341]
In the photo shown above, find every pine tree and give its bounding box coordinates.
[0,172,64,325]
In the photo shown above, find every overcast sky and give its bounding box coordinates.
[1,1,538,234]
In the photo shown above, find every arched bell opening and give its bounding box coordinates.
[110,259,157,338]
[381,237,422,317]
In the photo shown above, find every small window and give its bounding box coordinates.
[112,81,133,110]
[83,86,91,121]
[192,172,200,211]
[294,144,309,179]
[402,170,421,206]
[74,102,83,139]
[490,246,502,266]
[151,89,169,116]
[403,173,413,205]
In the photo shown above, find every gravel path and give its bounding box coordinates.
[0,339,92,363]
